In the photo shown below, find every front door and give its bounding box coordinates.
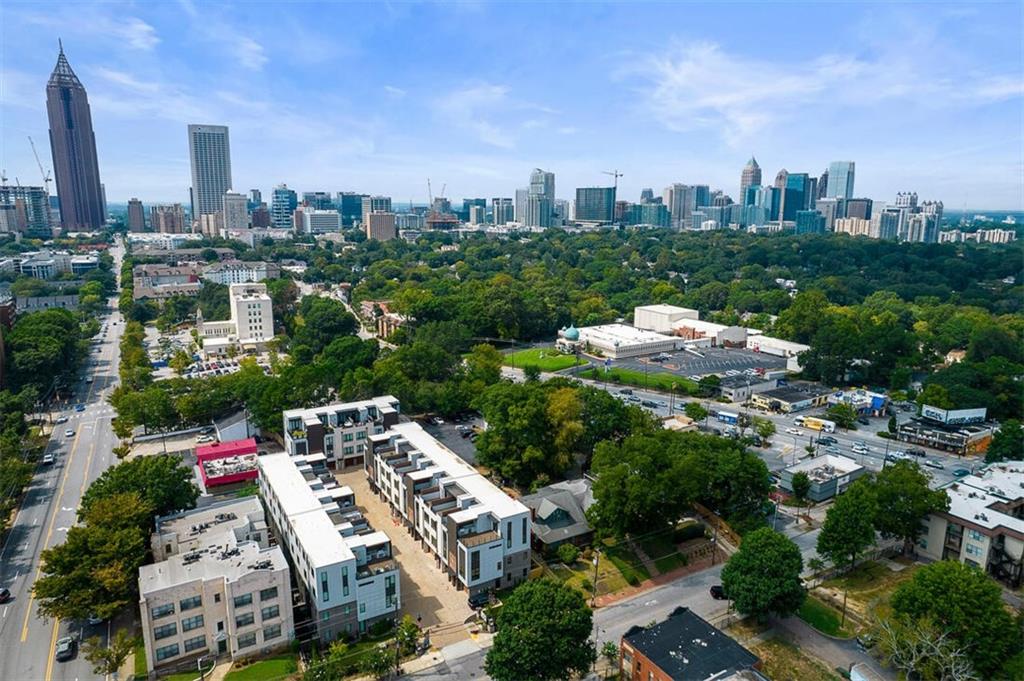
[218,639,227,654]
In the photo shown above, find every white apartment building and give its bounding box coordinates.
[283,396,401,470]
[199,283,274,357]
[138,498,293,675]
[202,261,281,285]
[367,422,532,598]
[834,217,872,237]
[257,453,400,642]
[919,461,1024,587]
[301,209,342,234]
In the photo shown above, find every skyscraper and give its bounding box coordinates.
[46,43,105,230]
[663,183,693,230]
[529,169,555,200]
[222,191,249,230]
[826,161,855,199]
[740,157,761,202]
[524,195,553,228]
[492,198,514,225]
[574,187,616,223]
[127,198,146,231]
[271,184,297,229]
[817,170,829,199]
[361,195,391,225]
[515,188,529,223]
[150,204,186,233]
[188,124,232,222]
[336,192,367,226]
[302,192,334,210]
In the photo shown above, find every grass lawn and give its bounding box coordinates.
[752,639,841,681]
[161,659,214,681]
[133,639,148,680]
[798,596,854,638]
[503,348,579,372]
[224,654,298,681]
[579,367,697,394]
[822,559,920,618]
[639,531,688,575]
[601,539,651,585]
[547,549,633,596]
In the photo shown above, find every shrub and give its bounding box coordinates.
[557,543,580,565]
[626,574,640,587]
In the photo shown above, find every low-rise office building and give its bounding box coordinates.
[198,283,275,357]
[919,462,1024,587]
[750,383,833,413]
[202,261,281,285]
[367,422,532,598]
[779,454,866,502]
[283,397,400,470]
[717,374,778,403]
[133,263,203,300]
[138,498,293,676]
[257,452,401,642]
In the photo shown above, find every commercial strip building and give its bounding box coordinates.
[896,406,994,456]
[257,452,401,642]
[283,396,401,470]
[779,454,866,502]
[138,497,294,675]
[717,374,780,403]
[198,283,275,357]
[557,323,679,359]
[826,389,889,416]
[749,383,833,413]
[367,421,532,598]
[919,461,1024,587]
[620,606,764,681]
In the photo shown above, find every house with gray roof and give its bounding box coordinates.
[520,478,595,554]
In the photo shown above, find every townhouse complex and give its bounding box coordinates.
[283,396,401,470]
[257,452,401,642]
[367,421,531,598]
[138,498,294,675]
[920,461,1024,587]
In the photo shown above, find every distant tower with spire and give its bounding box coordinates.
[740,156,761,204]
[46,41,105,229]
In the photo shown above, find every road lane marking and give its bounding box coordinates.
[42,616,59,681]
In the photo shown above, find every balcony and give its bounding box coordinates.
[459,530,500,548]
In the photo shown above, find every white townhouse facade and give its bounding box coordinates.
[367,422,532,598]
[138,498,294,676]
[283,396,400,470]
[257,453,400,643]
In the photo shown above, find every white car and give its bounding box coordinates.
[196,435,216,444]
[785,427,803,436]
[55,416,68,424]
[64,429,75,437]
[852,445,869,454]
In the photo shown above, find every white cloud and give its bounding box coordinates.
[15,10,159,51]
[434,83,515,149]
[384,85,406,99]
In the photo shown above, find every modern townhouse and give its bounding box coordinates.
[283,396,400,470]
[367,421,531,598]
[919,461,1024,587]
[257,453,400,643]
[138,498,294,676]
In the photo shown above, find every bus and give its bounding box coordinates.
[716,411,739,425]
[803,416,836,433]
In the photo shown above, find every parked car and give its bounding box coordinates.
[952,467,970,477]
[199,426,215,435]
[468,590,493,610]
[0,587,11,603]
[857,417,870,426]
[923,459,945,470]
[74,404,85,412]
[709,585,727,600]
[54,636,76,662]
[86,613,104,625]
[42,453,55,465]
[196,435,215,444]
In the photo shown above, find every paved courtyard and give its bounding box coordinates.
[335,469,474,647]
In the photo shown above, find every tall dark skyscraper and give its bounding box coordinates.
[46,42,105,230]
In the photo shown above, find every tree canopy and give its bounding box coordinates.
[721,527,805,621]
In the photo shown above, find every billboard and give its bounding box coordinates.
[921,405,987,425]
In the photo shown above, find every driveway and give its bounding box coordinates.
[335,470,473,647]
[774,616,894,679]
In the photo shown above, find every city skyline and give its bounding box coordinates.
[1,1,1021,208]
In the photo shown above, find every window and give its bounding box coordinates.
[263,624,282,641]
[470,551,480,581]
[342,566,349,597]
[343,432,354,442]
[260,587,278,601]
[184,636,206,653]
[968,529,985,542]
[359,603,365,614]
[181,615,204,632]
[233,593,253,608]
[506,521,512,549]
[321,571,330,601]
[235,612,255,628]
[155,644,180,661]
[237,633,257,649]
[261,605,280,621]
[214,593,221,604]
[151,603,175,619]
[965,543,983,557]
[153,622,177,640]
[321,612,330,622]
[356,431,366,440]
[522,517,527,544]
[344,446,354,455]
[217,621,224,632]
[179,595,202,611]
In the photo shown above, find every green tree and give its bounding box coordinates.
[82,629,137,676]
[816,479,877,574]
[791,471,811,517]
[720,528,805,621]
[522,364,541,382]
[600,640,619,679]
[684,401,708,423]
[986,419,1023,463]
[169,349,192,376]
[754,416,776,443]
[557,542,580,565]
[825,403,858,430]
[891,561,1021,678]
[484,580,595,681]
[888,415,898,433]
[396,614,421,656]
[874,461,949,554]
[359,644,394,680]
[697,374,720,397]
[916,384,954,410]
[79,454,198,521]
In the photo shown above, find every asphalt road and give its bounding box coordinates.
[0,243,125,681]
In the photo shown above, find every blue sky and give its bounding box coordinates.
[1,1,1021,209]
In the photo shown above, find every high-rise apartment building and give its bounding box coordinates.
[127,198,146,231]
[575,187,616,223]
[895,192,918,209]
[826,161,855,199]
[491,198,513,225]
[248,189,263,212]
[150,204,186,234]
[740,157,761,204]
[461,198,487,222]
[663,184,693,230]
[834,217,872,237]
[815,198,840,231]
[529,168,555,201]
[360,196,391,225]
[875,209,902,240]
[524,196,553,228]
[365,212,397,241]
[514,188,529,223]
[0,185,51,236]
[270,185,297,229]
[468,205,485,225]
[222,191,249,231]
[843,198,873,221]
[187,125,232,223]
[46,44,105,230]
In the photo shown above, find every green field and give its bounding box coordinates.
[580,366,697,394]
[601,539,651,585]
[504,348,580,372]
[798,596,854,638]
[639,531,689,574]
[224,655,298,681]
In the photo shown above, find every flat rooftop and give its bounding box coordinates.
[283,395,399,423]
[786,454,863,482]
[578,323,675,345]
[942,461,1024,535]
[635,304,697,315]
[759,383,832,403]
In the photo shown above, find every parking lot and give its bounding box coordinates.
[419,416,484,465]
[335,468,474,647]
[608,346,788,380]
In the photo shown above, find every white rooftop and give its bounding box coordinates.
[786,454,864,479]
[943,461,1024,533]
[578,323,674,345]
[635,304,696,315]
[283,395,399,422]
[671,318,729,334]
[385,422,528,522]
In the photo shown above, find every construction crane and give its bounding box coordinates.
[602,169,624,193]
[28,136,54,225]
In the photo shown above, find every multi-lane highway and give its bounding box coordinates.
[0,242,125,681]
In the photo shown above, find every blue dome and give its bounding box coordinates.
[563,324,579,341]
